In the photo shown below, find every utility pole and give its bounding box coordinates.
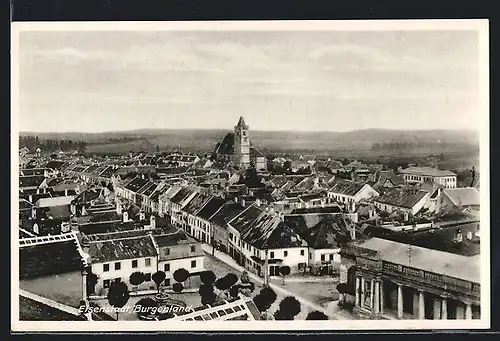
[264,249,269,286]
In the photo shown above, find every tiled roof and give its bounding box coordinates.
[196,196,226,220]
[375,188,429,209]
[400,166,456,177]
[183,193,211,215]
[328,180,365,197]
[443,188,480,207]
[98,166,118,178]
[45,160,67,170]
[170,187,195,205]
[88,235,157,263]
[19,239,85,279]
[228,205,265,233]
[83,165,100,174]
[289,205,344,215]
[71,189,102,204]
[137,182,158,196]
[124,177,150,193]
[36,196,74,208]
[213,132,234,156]
[19,176,46,188]
[377,170,405,186]
[303,215,353,249]
[240,213,306,249]
[154,230,197,248]
[209,202,246,228]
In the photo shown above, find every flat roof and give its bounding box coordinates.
[356,237,480,283]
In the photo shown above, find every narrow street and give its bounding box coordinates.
[201,244,353,320]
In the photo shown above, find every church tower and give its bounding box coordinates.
[233,116,251,169]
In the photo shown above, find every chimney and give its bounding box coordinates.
[139,210,146,221]
[150,215,156,230]
[403,211,409,222]
[255,198,261,207]
[234,196,238,203]
[241,199,246,207]
[31,206,36,219]
[123,211,129,223]
[29,194,33,203]
[33,223,39,235]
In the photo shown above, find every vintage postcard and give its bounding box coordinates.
[11,20,489,332]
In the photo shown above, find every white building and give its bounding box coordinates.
[154,230,205,287]
[327,180,379,209]
[86,232,159,295]
[400,167,457,189]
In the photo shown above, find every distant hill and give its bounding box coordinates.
[19,128,479,155]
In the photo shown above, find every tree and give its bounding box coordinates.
[200,270,216,285]
[173,268,190,283]
[253,287,277,312]
[199,284,216,306]
[279,265,291,285]
[229,285,240,298]
[129,272,145,293]
[225,273,238,287]
[240,270,250,284]
[152,271,166,293]
[306,310,329,320]
[274,296,301,320]
[135,297,158,320]
[172,282,184,300]
[86,271,98,296]
[107,281,130,320]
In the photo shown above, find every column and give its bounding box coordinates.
[418,290,425,320]
[465,302,472,320]
[361,277,366,307]
[81,269,88,302]
[433,298,441,320]
[380,280,384,314]
[397,284,403,319]
[441,297,448,320]
[355,277,360,307]
[370,279,375,311]
[374,281,380,314]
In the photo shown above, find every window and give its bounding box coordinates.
[114,278,121,283]
[132,260,138,268]
[103,279,110,288]
[103,263,109,272]
[321,254,325,261]
[164,248,170,256]
[114,262,121,271]
[164,278,171,286]
[284,251,288,257]
[144,273,151,281]
[191,260,197,268]
[164,263,170,272]
[329,254,334,261]
[309,253,312,260]
[145,258,151,267]
[190,245,196,253]
[300,250,305,256]
[270,252,274,259]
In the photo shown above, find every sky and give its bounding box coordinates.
[17,29,481,133]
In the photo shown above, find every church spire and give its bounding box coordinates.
[236,116,249,130]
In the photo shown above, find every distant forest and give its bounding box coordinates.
[372,141,456,152]
[19,136,87,152]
